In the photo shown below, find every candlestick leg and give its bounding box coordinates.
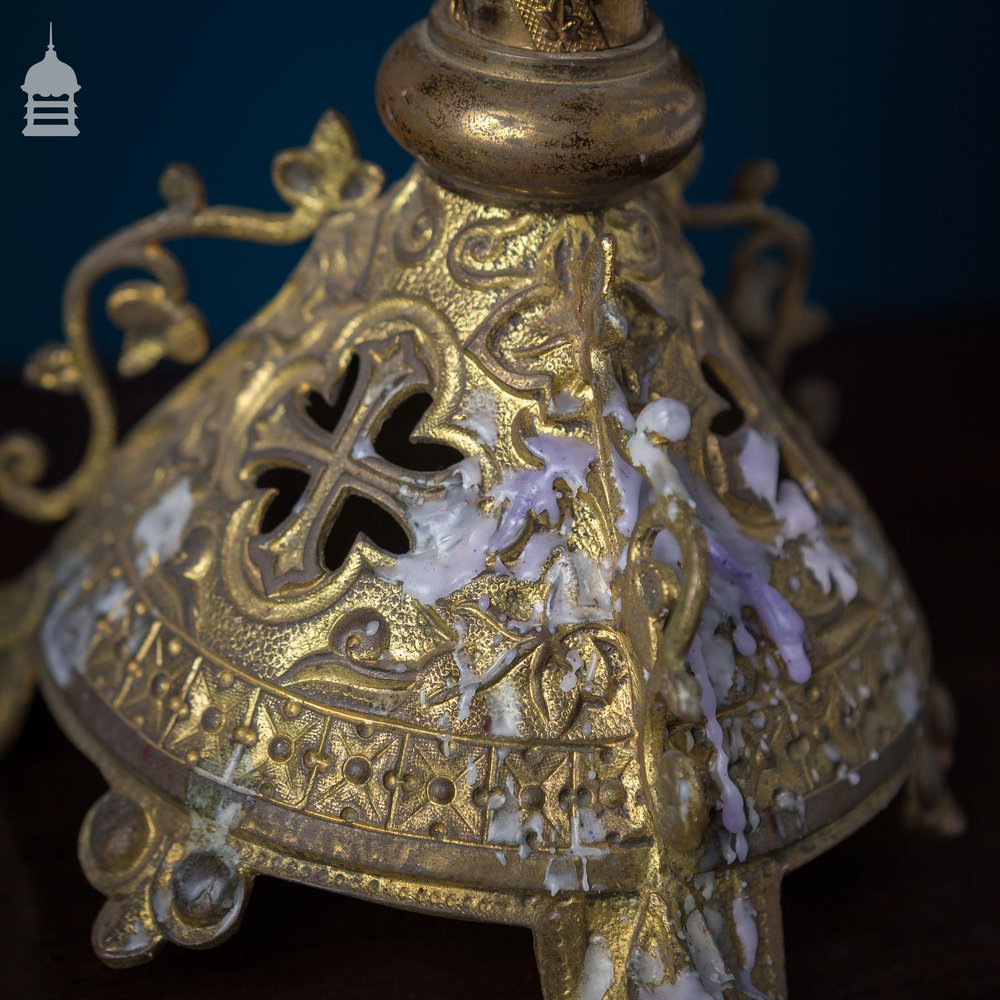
[532,863,788,999]
[903,678,966,837]
[532,893,644,1000]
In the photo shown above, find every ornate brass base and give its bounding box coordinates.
[41,660,921,997]
[0,3,962,997]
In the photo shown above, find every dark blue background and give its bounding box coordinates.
[4,1,998,368]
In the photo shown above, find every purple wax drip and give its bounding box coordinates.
[689,635,748,844]
[707,534,812,684]
[387,435,602,602]
[733,623,758,657]
[491,435,597,549]
[611,445,643,534]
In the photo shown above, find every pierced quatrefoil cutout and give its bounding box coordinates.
[248,336,462,595]
[322,492,410,573]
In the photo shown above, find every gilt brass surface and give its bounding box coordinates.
[378,2,704,208]
[0,3,960,998]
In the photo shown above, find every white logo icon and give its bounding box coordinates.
[22,23,80,137]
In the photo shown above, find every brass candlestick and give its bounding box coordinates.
[0,2,961,996]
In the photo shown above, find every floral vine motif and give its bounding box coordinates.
[283,608,453,698]
[466,226,603,400]
[621,498,708,725]
[574,238,714,859]
[0,111,384,523]
[425,598,620,738]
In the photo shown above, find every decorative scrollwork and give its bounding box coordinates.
[665,152,829,387]
[448,214,542,289]
[622,498,708,725]
[0,111,383,522]
[0,12,949,998]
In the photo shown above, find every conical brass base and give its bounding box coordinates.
[0,3,960,997]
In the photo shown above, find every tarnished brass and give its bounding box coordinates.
[378,1,704,208]
[0,2,961,997]
[456,0,647,50]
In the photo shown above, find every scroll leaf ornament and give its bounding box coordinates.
[0,5,961,998]
[0,110,383,523]
[110,280,209,379]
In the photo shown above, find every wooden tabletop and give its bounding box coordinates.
[1,315,998,998]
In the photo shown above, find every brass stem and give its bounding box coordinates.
[456,0,647,50]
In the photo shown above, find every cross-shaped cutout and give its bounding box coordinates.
[247,334,462,595]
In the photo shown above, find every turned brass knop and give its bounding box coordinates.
[377,0,705,207]
[0,1,961,997]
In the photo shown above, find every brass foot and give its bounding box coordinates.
[533,895,646,1000]
[532,859,787,1000]
[80,789,253,966]
[903,679,966,837]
